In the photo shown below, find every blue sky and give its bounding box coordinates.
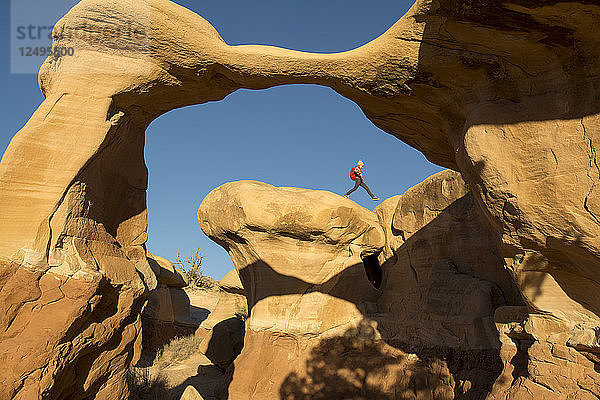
[0,0,443,279]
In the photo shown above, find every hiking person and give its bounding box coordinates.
[344,160,380,200]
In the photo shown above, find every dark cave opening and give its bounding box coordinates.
[362,252,383,289]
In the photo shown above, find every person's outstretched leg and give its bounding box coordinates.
[360,181,378,199]
[345,179,361,197]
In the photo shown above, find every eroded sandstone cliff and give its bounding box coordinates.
[197,180,456,399]
[198,175,600,399]
[1,0,600,398]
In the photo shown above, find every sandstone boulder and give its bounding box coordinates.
[141,254,196,360]
[374,170,513,349]
[142,254,190,324]
[199,174,600,399]
[0,260,144,400]
[198,181,385,336]
[197,316,245,372]
[1,0,600,397]
[218,269,244,295]
[195,269,247,370]
[148,253,188,288]
[198,181,463,399]
[181,385,205,400]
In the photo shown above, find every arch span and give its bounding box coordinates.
[2,0,600,398]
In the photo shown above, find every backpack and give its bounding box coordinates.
[350,167,357,181]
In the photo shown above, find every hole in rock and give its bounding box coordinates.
[145,85,443,282]
[362,252,382,289]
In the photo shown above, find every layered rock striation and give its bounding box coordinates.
[1,0,600,398]
[198,181,434,398]
[199,175,600,399]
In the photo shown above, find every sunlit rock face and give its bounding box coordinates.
[198,180,385,336]
[200,174,600,399]
[2,0,600,397]
[0,259,144,400]
[198,177,503,399]
[198,181,469,399]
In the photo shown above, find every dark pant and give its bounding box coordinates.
[345,178,376,198]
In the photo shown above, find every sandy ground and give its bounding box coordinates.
[151,352,224,399]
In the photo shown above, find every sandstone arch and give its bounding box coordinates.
[1,0,600,398]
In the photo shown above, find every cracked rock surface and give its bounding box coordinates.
[1,0,600,398]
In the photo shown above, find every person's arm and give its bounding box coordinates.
[355,166,363,179]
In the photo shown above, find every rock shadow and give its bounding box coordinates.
[170,363,227,400]
[210,194,530,399]
[190,305,211,324]
[137,318,199,367]
[409,0,600,317]
[279,320,454,400]
[204,317,245,371]
[168,316,245,399]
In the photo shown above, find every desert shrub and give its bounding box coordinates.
[174,248,219,290]
[127,367,172,400]
[193,274,219,290]
[154,335,205,370]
